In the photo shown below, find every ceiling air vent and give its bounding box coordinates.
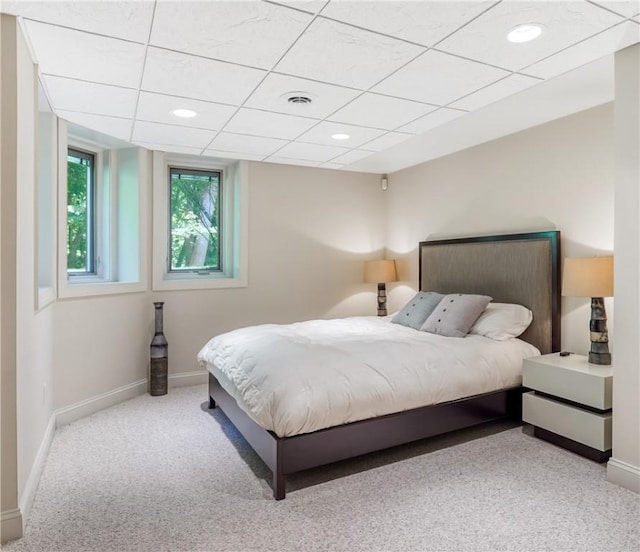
[287,95,312,105]
[281,91,315,107]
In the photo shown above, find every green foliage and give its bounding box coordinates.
[67,153,91,272]
[170,171,220,271]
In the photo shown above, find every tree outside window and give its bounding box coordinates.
[169,168,221,272]
[67,148,95,274]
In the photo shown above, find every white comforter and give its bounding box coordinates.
[197,316,539,437]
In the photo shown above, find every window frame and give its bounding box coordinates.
[57,120,148,299]
[167,166,223,275]
[66,146,97,276]
[152,152,248,291]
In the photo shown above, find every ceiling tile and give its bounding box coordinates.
[330,149,374,165]
[436,0,626,72]
[58,111,133,142]
[207,133,288,156]
[44,76,137,118]
[273,142,350,162]
[224,108,318,140]
[373,49,509,105]
[397,108,466,135]
[24,21,145,88]
[136,92,236,130]
[321,0,496,46]
[3,0,154,42]
[329,93,438,130]
[297,121,386,148]
[449,74,541,111]
[150,1,312,69]
[589,1,640,18]
[359,132,414,152]
[525,21,640,79]
[132,121,216,149]
[245,73,361,119]
[142,47,266,105]
[274,17,424,89]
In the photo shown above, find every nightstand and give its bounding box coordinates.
[522,353,612,462]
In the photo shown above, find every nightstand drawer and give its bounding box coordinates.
[523,355,612,410]
[523,392,612,451]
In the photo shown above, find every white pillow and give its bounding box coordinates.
[469,302,533,341]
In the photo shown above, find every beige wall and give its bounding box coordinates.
[609,44,640,491]
[53,294,149,409]
[386,104,615,357]
[1,14,57,542]
[1,14,23,542]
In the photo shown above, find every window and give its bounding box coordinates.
[58,120,147,298]
[66,148,95,274]
[152,153,248,291]
[169,167,221,273]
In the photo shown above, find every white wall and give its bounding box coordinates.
[386,103,615,356]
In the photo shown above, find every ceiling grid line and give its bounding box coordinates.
[128,0,159,144]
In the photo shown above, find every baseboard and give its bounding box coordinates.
[55,373,206,428]
[168,370,208,388]
[55,379,147,428]
[0,508,23,544]
[19,414,56,531]
[607,457,640,493]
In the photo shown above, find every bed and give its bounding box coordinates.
[200,231,561,499]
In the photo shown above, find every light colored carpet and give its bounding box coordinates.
[5,385,639,552]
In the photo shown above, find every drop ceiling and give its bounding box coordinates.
[4,0,639,173]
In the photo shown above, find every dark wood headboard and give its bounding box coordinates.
[419,231,561,354]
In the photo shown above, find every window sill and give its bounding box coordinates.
[151,274,247,292]
[37,287,56,311]
[58,280,146,299]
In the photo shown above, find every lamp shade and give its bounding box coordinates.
[562,256,613,297]
[364,259,397,284]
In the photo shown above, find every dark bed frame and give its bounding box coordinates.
[208,231,561,499]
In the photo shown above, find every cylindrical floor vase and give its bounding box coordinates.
[150,302,168,396]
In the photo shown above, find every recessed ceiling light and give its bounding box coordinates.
[171,108,197,118]
[507,24,543,43]
[331,133,350,140]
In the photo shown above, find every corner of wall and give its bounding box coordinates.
[607,457,640,494]
[0,508,23,544]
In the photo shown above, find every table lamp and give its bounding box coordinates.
[562,256,614,365]
[364,259,397,316]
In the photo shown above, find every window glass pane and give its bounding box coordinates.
[67,148,94,273]
[169,168,221,272]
